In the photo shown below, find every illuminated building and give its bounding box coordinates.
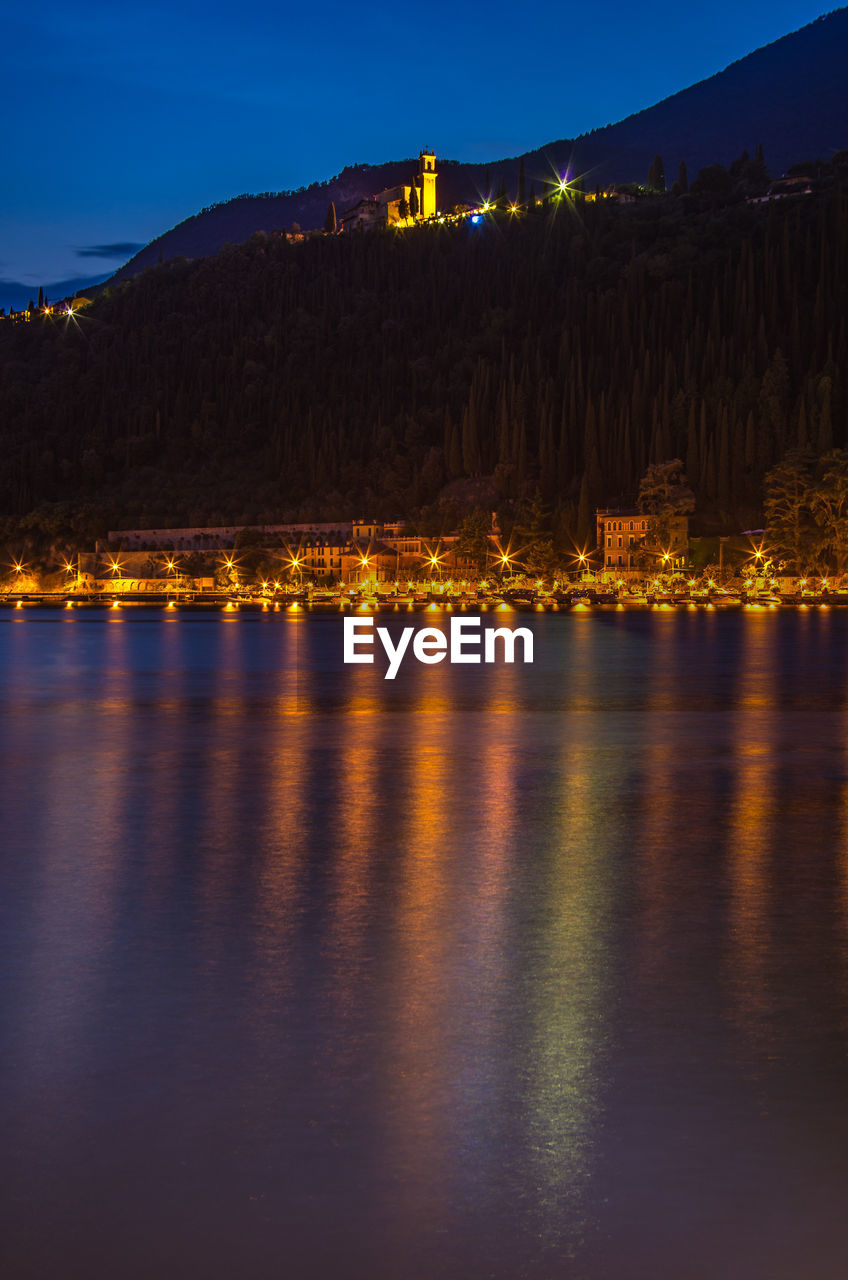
[595,508,689,574]
[339,150,438,232]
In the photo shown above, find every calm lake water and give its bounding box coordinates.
[2,607,848,1279]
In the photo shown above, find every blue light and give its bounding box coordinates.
[471,215,481,224]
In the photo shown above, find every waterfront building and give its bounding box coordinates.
[95,516,499,587]
[596,508,689,574]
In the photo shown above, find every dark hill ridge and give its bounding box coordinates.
[110,8,848,284]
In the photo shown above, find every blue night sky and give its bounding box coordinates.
[0,1,833,293]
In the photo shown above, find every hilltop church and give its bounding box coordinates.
[339,150,437,232]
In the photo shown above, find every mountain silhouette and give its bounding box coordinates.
[109,8,848,283]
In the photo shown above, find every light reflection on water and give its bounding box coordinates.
[2,609,848,1278]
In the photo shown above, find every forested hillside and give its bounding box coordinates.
[1,179,846,546]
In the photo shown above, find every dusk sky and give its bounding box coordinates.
[1,1,833,295]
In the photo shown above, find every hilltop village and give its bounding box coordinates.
[6,142,821,322]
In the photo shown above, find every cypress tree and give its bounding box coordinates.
[323,202,337,233]
[717,405,730,510]
[647,155,665,192]
[685,401,699,487]
[461,403,480,474]
[816,375,833,453]
[518,157,526,207]
[677,161,688,194]
[576,472,593,543]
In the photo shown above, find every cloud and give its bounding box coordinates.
[75,242,144,259]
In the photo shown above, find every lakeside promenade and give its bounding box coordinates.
[0,580,842,612]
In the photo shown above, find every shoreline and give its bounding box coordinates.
[0,593,841,613]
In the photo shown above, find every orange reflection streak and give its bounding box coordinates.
[520,612,609,1218]
[382,680,457,1229]
[373,658,528,1231]
[634,612,683,986]
[324,663,383,1017]
[253,678,312,1003]
[135,611,195,904]
[191,615,269,950]
[726,611,779,1063]
[839,629,848,1026]
[475,660,519,904]
[17,616,130,1084]
[453,659,519,1093]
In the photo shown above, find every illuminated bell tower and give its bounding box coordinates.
[418,150,437,219]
